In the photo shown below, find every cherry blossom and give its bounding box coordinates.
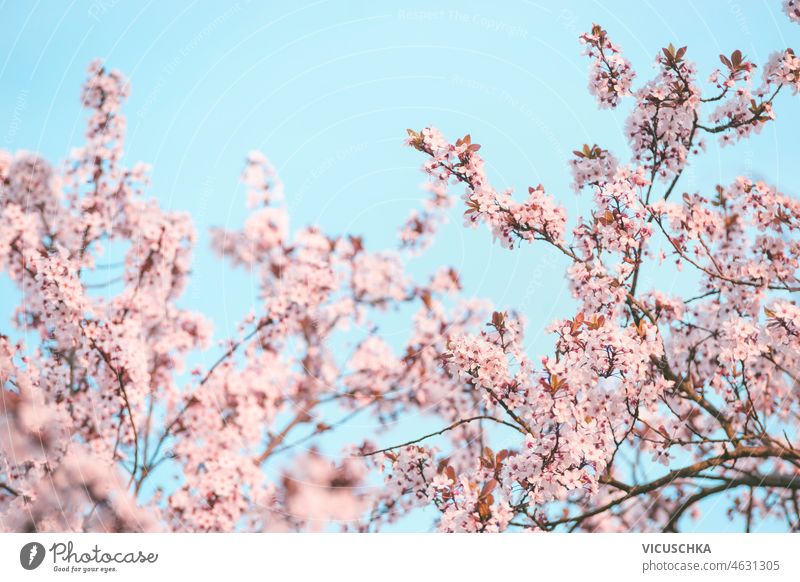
[386,20,800,532]
[579,24,635,108]
[2,13,800,535]
[785,0,800,24]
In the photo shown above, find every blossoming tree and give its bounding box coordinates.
[2,11,800,532]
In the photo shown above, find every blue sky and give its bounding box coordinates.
[1,0,798,531]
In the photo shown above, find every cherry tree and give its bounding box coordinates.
[2,12,800,533]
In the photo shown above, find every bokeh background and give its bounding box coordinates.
[1,0,798,531]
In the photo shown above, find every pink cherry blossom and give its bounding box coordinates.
[579,24,635,108]
[785,0,800,24]
[3,15,800,535]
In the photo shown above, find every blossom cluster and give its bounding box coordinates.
[2,7,800,534]
[388,14,800,532]
[579,24,635,108]
[406,128,567,248]
[785,0,800,23]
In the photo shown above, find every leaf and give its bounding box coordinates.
[477,499,491,521]
[599,209,615,225]
[587,314,605,330]
[491,311,505,329]
[480,479,498,499]
[348,235,364,253]
[546,374,568,394]
[420,290,433,310]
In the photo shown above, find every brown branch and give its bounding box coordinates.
[254,405,316,465]
[650,213,800,292]
[696,85,782,133]
[140,316,276,486]
[540,446,800,528]
[663,472,800,532]
[484,388,534,435]
[87,336,139,488]
[0,482,20,496]
[662,482,733,532]
[359,415,525,457]
[198,317,272,387]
